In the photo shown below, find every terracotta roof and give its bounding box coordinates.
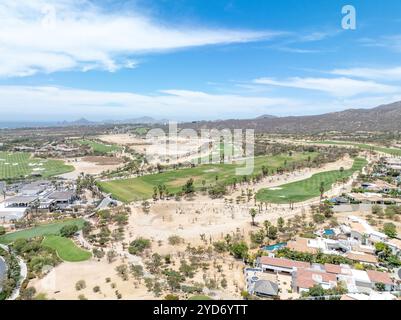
[294,268,337,289]
[367,270,393,285]
[324,263,342,274]
[346,252,378,264]
[258,256,310,269]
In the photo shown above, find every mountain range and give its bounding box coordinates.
[180,101,401,134]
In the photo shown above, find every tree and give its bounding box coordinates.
[375,282,385,292]
[0,226,6,236]
[266,225,278,240]
[249,208,258,226]
[383,223,397,238]
[164,269,185,291]
[168,235,183,246]
[128,237,151,255]
[130,264,144,280]
[277,217,285,232]
[75,280,86,291]
[229,242,248,260]
[115,264,129,281]
[319,182,325,201]
[60,224,78,238]
[182,178,195,195]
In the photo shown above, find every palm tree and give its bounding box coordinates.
[249,208,258,226]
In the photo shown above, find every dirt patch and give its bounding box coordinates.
[82,156,123,166]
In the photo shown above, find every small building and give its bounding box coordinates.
[252,280,279,298]
[345,252,378,265]
[292,267,337,293]
[256,256,310,274]
[4,196,38,208]
[48,191,75,205]
[366,270,393,291]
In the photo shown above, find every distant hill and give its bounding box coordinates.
[255,114,278,119]
[179,101,401,133]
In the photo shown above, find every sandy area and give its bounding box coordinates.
[58,157,124,179]
[30,258,155,300]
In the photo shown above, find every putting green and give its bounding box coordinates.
[42,235,91,262]
[99,152,318,203]
[0,151,74,180]
[256,158,367,204]
[0,219,85,244]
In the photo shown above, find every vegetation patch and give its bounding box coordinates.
[0,219,85,244]
[76,139,122,154]
[0,151,74,181]
[256,158,367,204]
[42,235,91,262]
[313,141,401,156]
[99,152,318,202]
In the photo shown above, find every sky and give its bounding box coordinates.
[1,0,401,122]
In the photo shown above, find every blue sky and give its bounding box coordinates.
[1,0,401,121]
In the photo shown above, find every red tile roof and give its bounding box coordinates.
[324,263,342,274]
[346,252,378,264]
[367,270,393,285]
[259,256,310,269]
[294,268,337,289]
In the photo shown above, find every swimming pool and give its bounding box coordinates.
[263,242,287,251]
[323,229,335,236]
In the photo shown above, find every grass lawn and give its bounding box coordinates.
[42,235,91,262]
[312,141,401,156]
[76,139,122,154]
[99,152,318,202]
[188,295,213,300]
[256,158,367,204]
[0,152,74,180]
[0,219,85,244]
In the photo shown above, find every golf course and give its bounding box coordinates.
[99,152,318,202]
[312,141,401,156]
[0,151,74,180]
[42,235,91,262]
[256,157,367,204]
[0,219,85,244]
[76,139,122,154]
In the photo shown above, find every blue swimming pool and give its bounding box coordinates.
[263,242,287,251]
[324,229,335,236]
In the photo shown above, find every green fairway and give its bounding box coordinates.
[99,152,318,202]
[256,158,367,204]
[312,141,401,156]
[42,235,91,262]
[76,139,122,154]
[0,219,85,244]
[0,152,74,180]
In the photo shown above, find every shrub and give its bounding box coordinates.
[128,237,151,255]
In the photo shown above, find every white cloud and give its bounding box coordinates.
[331,66,401,81]
[253,76,398,97]
[0,85,300,120]
[0,0,276,77]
